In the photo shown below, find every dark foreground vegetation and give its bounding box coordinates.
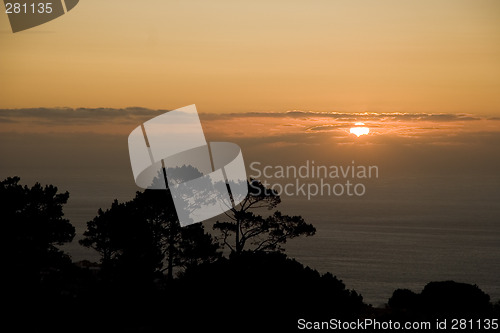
[2,177,499,332]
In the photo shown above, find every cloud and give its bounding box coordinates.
[199,110,491,143]
[0,107,163,125]
[0,107,170,134]
[1,109,499,181]
[0,107,482,125]
[199,110,481,122]
[0,107,494,145]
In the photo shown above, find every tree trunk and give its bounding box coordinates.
[235,217,241,254]
[167,230,174,280]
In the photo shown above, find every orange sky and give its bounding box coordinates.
[1,0,500,114]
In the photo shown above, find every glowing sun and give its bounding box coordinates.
[350,123,370,137]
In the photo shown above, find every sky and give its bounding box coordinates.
[1,0,500,114]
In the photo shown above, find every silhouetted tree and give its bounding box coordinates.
[213,179,315,254]
[80,189,220,282]
[1,176,75,284]
[388,288,420,311]
[421,281,491,317]
[387,281,493,319]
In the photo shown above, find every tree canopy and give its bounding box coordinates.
[213,179,316,254]
[1,176,75,276]
[388,281,493,319]
[80,189,220,281]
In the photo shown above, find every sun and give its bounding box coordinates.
[350,123,370,137]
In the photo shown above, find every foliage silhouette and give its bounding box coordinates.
[80,189,220,283]
[213,179,316,254]
[1,177,78,332]
[388,288,420,311]
[1,176,75,283]
[421,281,491,317]
[175,251,367,331]
[388,281,495,320]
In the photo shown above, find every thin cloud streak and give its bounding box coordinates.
[0,107,163,124]
[0,108,481,124]
[0,108,496,146]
